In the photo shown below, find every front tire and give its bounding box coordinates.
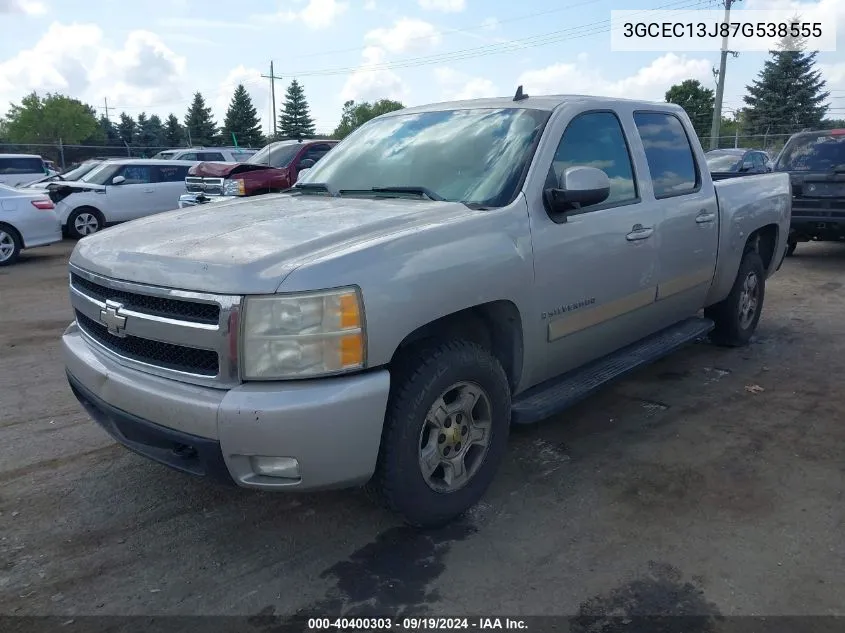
[0,224,22,266]
[368,340,511,528]
[706,250,766,347]
[67,207,103,239]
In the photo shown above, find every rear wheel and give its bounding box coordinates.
[367,340,511,527]
[67,207,103,239]
[0,224,21,266]
[706,250,766,347]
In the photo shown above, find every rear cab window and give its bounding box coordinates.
[776,132,845,172]
[197,152,225,161]
[633,112,700,198]
[0,157,45,174]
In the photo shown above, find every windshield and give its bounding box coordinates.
[776,133,845,172]
[247,143,301,168]
[298,108,549,206]
[62,162,101,181]
[81,163,123,185]
[706,153,742,172]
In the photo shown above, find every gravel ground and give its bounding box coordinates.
[1,239,843,619]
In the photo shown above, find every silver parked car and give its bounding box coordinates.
[0,184,62,265]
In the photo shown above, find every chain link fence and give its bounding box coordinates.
[698,133,796,155]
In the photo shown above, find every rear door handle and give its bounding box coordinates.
[626,224,654,241]
[696,211,717,224]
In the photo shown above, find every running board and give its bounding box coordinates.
[510,317,715,425]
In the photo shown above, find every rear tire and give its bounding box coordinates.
[367,340,511,528]
[706,250,766,347]
[0,224,22,266]
[67,207,104,239]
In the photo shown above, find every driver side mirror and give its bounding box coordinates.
[298,158,315,170]
[111,175,126,185]
[296,168,311,183]
[544,166,611,217]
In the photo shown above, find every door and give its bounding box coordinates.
[104,164,156,222]
[632,112,719,322]
[151,164,191,213]
[530,110,661,381]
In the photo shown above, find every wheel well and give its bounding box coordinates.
[745,224,778,270]
[0,222,23,247]
[391,301,524,390]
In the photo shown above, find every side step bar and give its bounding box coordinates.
[510,317,715,425]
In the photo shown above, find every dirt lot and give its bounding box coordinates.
[1,239,843,619]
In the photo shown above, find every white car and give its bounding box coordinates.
[22,159,111,190]
[151,147,257,162]
[0,154,51,187]
[48,159,197,238]
[0,184,62,266]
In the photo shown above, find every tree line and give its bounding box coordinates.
[0,78,405,159]
[665,33,844,150]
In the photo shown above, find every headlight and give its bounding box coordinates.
[242,287,365,380]
[223,178,245,196]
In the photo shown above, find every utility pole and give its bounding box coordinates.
[103,97,110,122]
[709,0,740,150]
[261,61,284,138]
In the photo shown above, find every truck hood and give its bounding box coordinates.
[70,194,472,294]
[190,161,281,178]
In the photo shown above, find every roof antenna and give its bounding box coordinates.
[513,85,528,101]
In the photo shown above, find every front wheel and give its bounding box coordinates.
[368,340,511,528]
[706,250,766,347]
[67,207,103,239]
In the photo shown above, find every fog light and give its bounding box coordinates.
[250,456,301,479]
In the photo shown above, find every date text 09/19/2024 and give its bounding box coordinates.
[307,617,528,630]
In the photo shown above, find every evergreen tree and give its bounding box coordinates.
[743,30,829,136]
[222,84,264,147]
[164,113,184,147]
[278,79,315,139]
[147,114,165,149]
[136,112,150,148]
[117,112,137,145]
[184,92,217,146]
[98,115,120,145]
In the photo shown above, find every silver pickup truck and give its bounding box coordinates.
[63,93,791,527]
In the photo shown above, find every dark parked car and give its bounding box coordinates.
[774,129,845,256]
[705,148,772,180]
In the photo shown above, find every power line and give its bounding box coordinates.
[261,61,284,137]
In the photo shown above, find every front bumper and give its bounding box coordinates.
[178,193,237,208]
[63,323,391,491]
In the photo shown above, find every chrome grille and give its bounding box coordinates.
[69,265,242,387]
[185,176,225,196]
[76,311,219,376]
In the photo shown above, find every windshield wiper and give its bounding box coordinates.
[291,182,334,195]
[339,186,444,201]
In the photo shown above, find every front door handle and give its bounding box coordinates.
[626,224,654,241]
[696,211,717,224]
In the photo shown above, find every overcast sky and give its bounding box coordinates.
[0,0,842,137]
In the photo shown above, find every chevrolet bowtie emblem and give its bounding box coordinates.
[100,300,127,337]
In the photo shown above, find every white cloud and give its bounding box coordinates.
[434,67,497,101]
[300,0,348,29]
[213,66,272,136]
[0,22,187,118]
[518,53,711,101]
[0,0,47,15]
[365,18,441,54]
[341,46,408,103]
[418,0,465,13]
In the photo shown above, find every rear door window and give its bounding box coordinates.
[633,112,699,198]
[153,165,190,182]
[0,157,44,174]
